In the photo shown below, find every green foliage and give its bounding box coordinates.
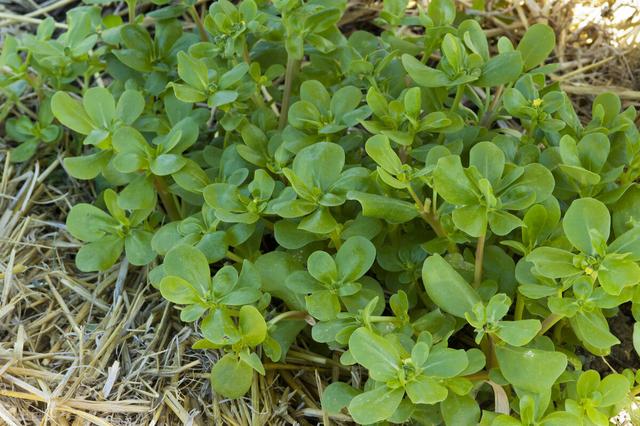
[6,0,640,423]
[5,98,60,162]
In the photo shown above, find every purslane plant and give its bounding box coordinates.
[3,0,640,424]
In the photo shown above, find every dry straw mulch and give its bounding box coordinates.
[0,0,639,424]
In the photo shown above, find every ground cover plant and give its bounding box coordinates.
[2,0,640,424]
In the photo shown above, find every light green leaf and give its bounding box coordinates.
[171,83,207,103]
[495,320,541,346]
[428,0,456,26]
[239,305,267,347]
[159,276,202,304]
[163,245,211,295]
[118,176,156,210]
[405,375,448,404]
[365,135,402,174]
[470,141,505,186]
[116,89,145,125]
[347,191,418,224]
[300,80,330,111]
[488,210,523,236]
[422,348,468,378]
[348,385,404,425]
[577,133,609,172]
[562,198,610,254]
[608,226,640,260]
[401,54,451,88]
[527,247,580,278]
[239,350,265,375]
[76,235,123,272]
[219,62,249,89]
[293,142,344,191]
[598,374,630,407]
[210,354,253,398]
[516,23,556,71]
[570,309,620,354]
[476,52,523,87]
[51,92,94,134]
[321,382,359,415]
[348,327,400,382]
[452,204,487,238]
[306,290,340,321]
[63,151,111,180]
[151,154,186,176]
[66,203,118,242]
[124,229,155,265]
[422,254,481,318]
[201,308,239,345]
[298,207,338,234]
[441,394,480,426]
[83,87,115,129]
[495,345,567,393]
[331,86,362,118]
[434,155,478,205]
[307,250,338,283]
[177,51,208,91]
[598,256,640,295]
[336,236,376,282]
[209,90,238,108]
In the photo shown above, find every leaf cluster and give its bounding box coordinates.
[5,0,640,424]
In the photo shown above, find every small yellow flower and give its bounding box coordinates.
[584,266,594,276]
[532,98,543,108]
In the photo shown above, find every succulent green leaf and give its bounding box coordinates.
[405,375,448,404]
[336,236,376,282]
[365,135,402,174]
[210,354,253,398]
[347,191,418,223]
[562,198,610,255]
[163,245,211,295]
[495,345,567,393]
[348,385,404,425]
[348,327,400,382]
[402,54,450,88]
[51,92,94,135]
[422,254,481,318]
[517,23,556,70]
[75,235,123,272]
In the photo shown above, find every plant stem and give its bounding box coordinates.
[225,250,244,263]
[406,185,458,253]
[153,176,181,221]
[269,310,309,325]
[242,45,267,109]
[126,0,136,22]
[330,228,342,250]
[514,292,524,321]
[480,335,497,369]
[463,371,489,381]
[278,55,299,130]
[368,316,397,323]
[474,232,486,288]
[287,350,344,367]
[189,5,208,42]
[480,85,504,127]
[450,85,465,113]
[538,313,563,336]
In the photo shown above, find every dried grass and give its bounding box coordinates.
[0,0,639,424]
[0,154,358,424]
